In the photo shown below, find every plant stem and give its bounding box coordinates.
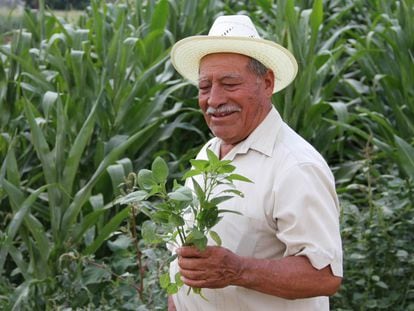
[177,226,186,245]
[130,202,144,302]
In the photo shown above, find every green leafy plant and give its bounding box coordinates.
[118,149,252,296]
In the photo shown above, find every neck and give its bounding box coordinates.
[219,142,236,159]
[219,104,273,159]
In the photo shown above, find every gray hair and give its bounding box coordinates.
[247,58,269,77]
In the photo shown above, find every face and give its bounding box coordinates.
[198,53,274,145]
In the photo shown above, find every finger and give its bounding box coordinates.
[178,256,206,270]
[181,276,225,289]
[176,246,209,258]
[179,268,207,281]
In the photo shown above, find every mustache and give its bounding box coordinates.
[206,104,241,115]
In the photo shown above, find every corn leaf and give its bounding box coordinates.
[83,206,130,255]
[394,136,414,180]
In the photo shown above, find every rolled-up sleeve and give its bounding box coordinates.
[273,163,343,277]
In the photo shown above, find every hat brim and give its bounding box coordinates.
[170,36,298,93]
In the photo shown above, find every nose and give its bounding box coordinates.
[207,84,226,108]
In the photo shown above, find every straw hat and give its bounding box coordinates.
[170,15,298,93]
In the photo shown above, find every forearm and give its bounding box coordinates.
[233,255,342,299]
[177,246,342,299]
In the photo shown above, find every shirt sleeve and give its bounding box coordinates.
[273,162,343,277]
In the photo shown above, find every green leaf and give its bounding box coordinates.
[222,189,244,197]
[210,195,235,205]
[192,237,208,251]
[83,265,111,285]
[166,283,179,295]
[218,209,242,216]
[159,272,171,289]
[191,287,204,297]
[137,169,157,191]
[209,230,222,246]
[285,0,296,24]
[168,186,193,201]
[69,207,108,246]
[0,184,49,274]
[227,174,253,183]
[191,178,205,202]
[182,169,202,180]
[310,0,323,38]
[10,281,30,311]
[185,229,208,250]
[175,272,184,287]
[152,156,169,183]
[394,135,414,180]
[217,164,236,174]
[41,91,58,117]
[185,228,205,241]
[150,0,169,32]
[255,0,272,13]
[62,88,102,195]
[83,207,130,255]
[116,190,148,205]
[206,149,220,166]
[61,121,162,233]
[197,205,219,229]
[189,159,209,170]
[107,163,126,196]
[168,213,185,227]
[4,145,20,189]
[141,220,163,244]
[107,235,133,252]
[23,99,54,185]
[152,211,171,223]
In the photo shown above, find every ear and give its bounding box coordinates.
[263,70,275,97]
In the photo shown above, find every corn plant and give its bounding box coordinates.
[333,0,414,181]
[0,0,208,309]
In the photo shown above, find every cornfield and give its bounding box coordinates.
[0,0,413,310]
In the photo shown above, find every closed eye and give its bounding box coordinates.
[224,83,240,90]
[198,85,211,94]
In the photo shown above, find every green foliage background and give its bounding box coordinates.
[0,0,413,310]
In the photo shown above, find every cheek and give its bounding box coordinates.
[198,100,210,123]
[198,96,207,111]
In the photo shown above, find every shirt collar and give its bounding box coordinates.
[216,106,283,160]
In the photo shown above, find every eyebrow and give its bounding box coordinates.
[198,73,243,83]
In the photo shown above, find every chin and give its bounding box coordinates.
[212,130,232,141]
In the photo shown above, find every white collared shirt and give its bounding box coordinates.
[170,106,343,311]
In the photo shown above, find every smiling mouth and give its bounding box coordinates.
[212,111,239,118]
[206,105,241,118]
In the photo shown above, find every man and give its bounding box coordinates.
[168,15,343,310]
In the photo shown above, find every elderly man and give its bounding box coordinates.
[168,15,343,310]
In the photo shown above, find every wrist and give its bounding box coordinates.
[232,256,251,287]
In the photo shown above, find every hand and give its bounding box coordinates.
[176,246,243,289]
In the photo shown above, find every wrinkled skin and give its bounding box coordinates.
[197,53,273,158]
[176,246,341,298]
[177,246,242,289]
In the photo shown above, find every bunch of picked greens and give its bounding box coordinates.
[119,149,252,295]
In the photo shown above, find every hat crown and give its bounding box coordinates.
[207,15,260,38]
